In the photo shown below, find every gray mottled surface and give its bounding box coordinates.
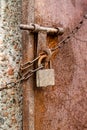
[0,0,22,130]
[37,69,55,87]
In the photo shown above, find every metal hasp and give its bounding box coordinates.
[20,23,64,35]
[20,23,64,88]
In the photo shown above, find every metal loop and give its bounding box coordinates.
[38,54,47,67]
[42,48,52,61]
[30,23,40,32]
[20,55,40,71]
[56,27,64,35]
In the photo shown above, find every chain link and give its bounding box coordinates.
[0,15,87,91]
[51,18,85,52]
[0,65,43,91]
[21,55,40,68]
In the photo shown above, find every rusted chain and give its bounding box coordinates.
[21,55,40,68]
[0,65,43,91]
[0,14,87,91]
[51,17,86,52]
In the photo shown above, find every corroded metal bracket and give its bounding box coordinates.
[20,23,64,35]
[20,23,64,57]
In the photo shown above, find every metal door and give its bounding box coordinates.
[22,0,87,130]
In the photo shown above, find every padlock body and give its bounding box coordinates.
[36,69,55,87]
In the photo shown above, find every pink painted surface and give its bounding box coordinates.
[34,0,87,130]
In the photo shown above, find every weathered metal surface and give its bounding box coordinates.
[20,23,64,34]
[36,69,55,87]
[22,0,35,130]
[34,0,87,130]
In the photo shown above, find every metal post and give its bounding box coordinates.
[22,0,35,130]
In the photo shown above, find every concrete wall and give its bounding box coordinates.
[0,0,22,130]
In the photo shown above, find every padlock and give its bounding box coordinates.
[36,55,55,87]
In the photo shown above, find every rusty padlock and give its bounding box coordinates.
[36,54,55,87]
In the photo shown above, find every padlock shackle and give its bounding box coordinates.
[42,48,52,61]
[38,54,47,67]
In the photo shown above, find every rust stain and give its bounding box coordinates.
[7,67,14,75]
[22,0,35,130]
[34,0,87,130]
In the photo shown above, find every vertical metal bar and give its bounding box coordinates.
[37,32,47,54]
[22,0,35,130]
